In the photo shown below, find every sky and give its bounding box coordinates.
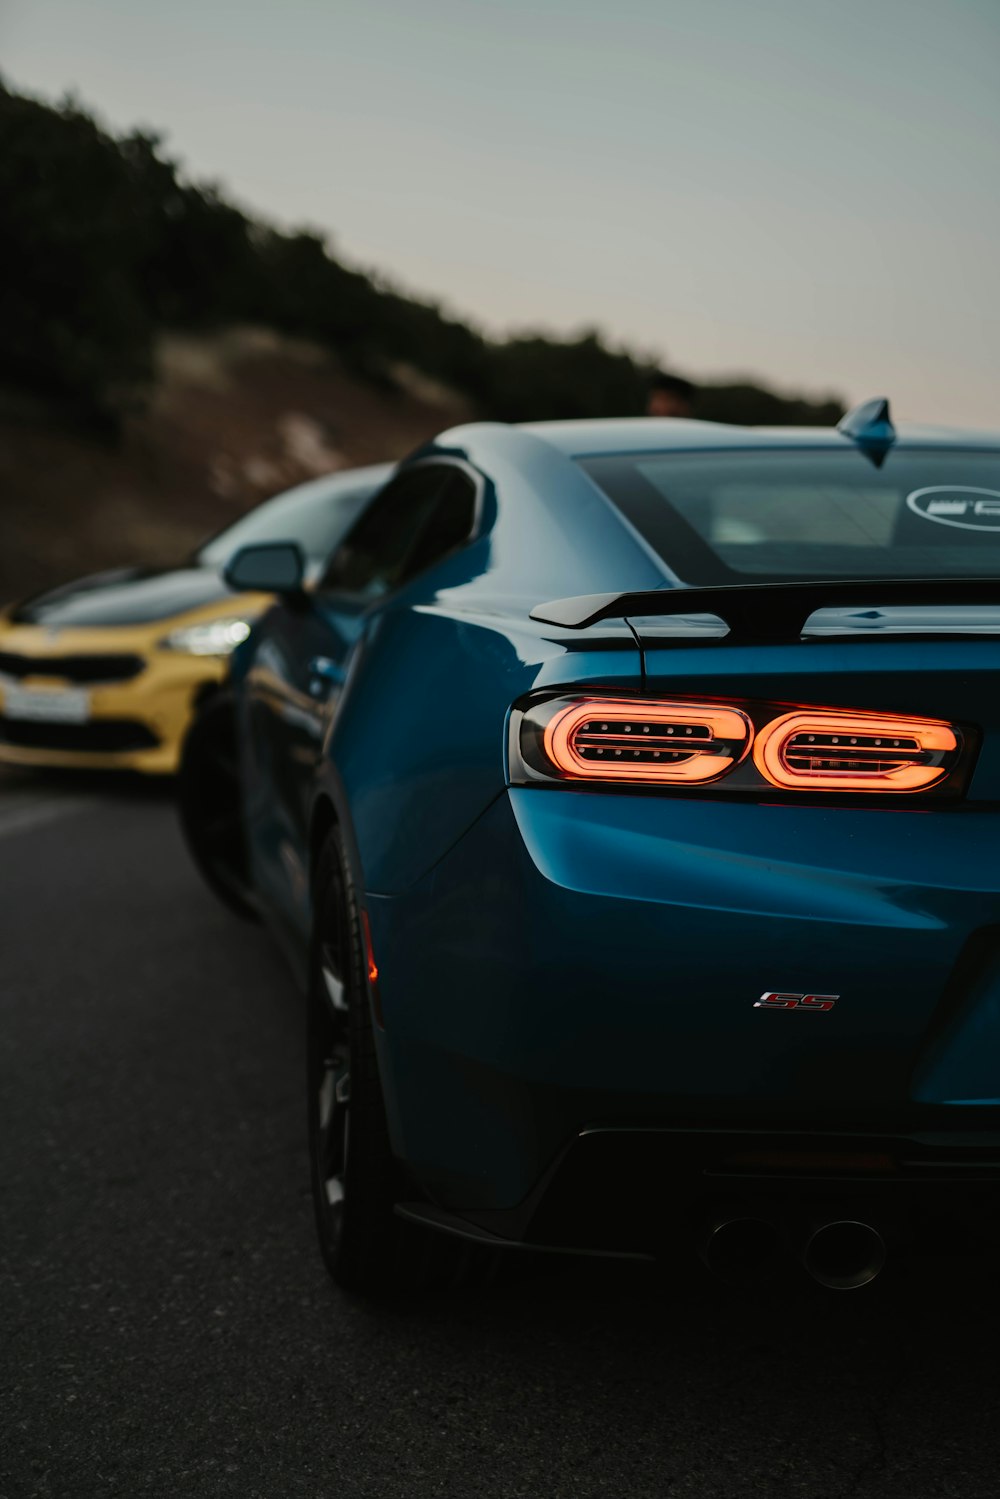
[3,0,999,426]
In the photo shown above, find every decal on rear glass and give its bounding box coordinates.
[906,487,1000,532]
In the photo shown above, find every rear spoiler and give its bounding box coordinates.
[530,578,1000,643]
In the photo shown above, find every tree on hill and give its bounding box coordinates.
[1,85,156,421]
[485,330,648,422]
[696,380,843,427]
[0,79,844,431]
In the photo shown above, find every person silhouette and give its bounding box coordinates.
[647,372,696,418]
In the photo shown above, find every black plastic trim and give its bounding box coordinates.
[530,577,1000,638]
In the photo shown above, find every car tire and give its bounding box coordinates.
[177,690,258,922]
[308,827,502,1295]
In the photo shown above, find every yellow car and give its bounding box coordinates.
[0,463,391,775]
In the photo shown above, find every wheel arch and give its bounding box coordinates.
[308,793,339,898]
[307,770,369,914]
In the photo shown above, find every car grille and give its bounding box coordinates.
[0,651,145,683]
[0,718,159,753]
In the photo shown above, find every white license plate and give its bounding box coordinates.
[2,683,91,723]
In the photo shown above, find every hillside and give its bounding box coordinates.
[0,79,846,602]
[0,328,471,602]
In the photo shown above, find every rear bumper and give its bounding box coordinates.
[367,787,1000,1231]
[0,655,227,774]
[401,1125,1000,1258]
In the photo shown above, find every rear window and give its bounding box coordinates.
[580,449,1000,584]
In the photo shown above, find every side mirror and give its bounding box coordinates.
[224,542,305,596]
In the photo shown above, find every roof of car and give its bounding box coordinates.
[516,416,1000,457]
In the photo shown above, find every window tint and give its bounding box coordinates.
[319,466,476,599]
[581,450,1000,584]
[402,472,477,580]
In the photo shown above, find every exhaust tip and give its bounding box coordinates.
[702,1217,782,1285]
[803,1219,886,1290]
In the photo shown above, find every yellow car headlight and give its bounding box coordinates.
[159,617,254,657]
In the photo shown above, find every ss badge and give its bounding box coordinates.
[754,991,839,1012]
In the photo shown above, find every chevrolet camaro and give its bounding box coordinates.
[0,463,390,774]
[181,403,1000,1293]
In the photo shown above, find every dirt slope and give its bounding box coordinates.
[0,327,472,603]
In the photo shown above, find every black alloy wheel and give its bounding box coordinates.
[308,827,503,1295]
[177,691,257,921]
[308,828,404,1291]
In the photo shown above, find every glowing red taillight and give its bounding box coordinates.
[752,710,959,793]
[539,698,751,784]
[515,694,967,797]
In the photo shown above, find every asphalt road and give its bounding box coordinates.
[3,774,1000,1499]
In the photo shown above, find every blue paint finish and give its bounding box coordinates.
[365,787,1000,1208]
[913,949,1000,1106]
[512,416,1000,458]
[219,415,1000,1237]
[837,397,897,465]
[235,424,664,921]
[321,598,642,897]
[425,424,668,600]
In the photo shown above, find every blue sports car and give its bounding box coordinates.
[182,401,1000,1293]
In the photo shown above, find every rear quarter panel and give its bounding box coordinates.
[318,598,641,894]
[310,424,670,896]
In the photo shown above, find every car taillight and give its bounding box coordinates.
[514,694,968,797]
[752,710,959,793]
[541,699,752,784]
